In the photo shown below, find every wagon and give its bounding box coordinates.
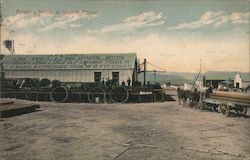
[197,90,250,117]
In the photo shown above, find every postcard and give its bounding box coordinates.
[0,0,249,160]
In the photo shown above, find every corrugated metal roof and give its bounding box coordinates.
[1,53,137,70]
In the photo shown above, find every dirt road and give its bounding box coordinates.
[0,99,249,160]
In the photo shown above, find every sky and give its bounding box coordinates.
[0,0,250,72]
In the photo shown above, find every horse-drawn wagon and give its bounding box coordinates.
[197,89,250,117]
[178,87,250,117]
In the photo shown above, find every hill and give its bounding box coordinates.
[138,71,250,85]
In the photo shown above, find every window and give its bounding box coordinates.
[94,72,101,82]
[112,72,119,84]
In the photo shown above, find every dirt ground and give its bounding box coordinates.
[0,97,249,160]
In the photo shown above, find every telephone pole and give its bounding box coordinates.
[143,58,146,86]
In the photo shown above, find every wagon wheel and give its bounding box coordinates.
[197,101,204,111]
[50,86,69,103]
[110,86,129,103]
[237,107,247,115]
[218,104,230,117]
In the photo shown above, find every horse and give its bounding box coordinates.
[177,88,200,107]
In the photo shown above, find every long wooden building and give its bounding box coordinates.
[1,53,138,84]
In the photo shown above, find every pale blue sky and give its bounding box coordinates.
[1,0,250,72]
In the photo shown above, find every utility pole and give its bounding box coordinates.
[143,58,146,86]
[154,70,156,84]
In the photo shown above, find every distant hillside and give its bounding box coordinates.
[203,71,250,81]
[138,72,196,85]
[138,71,250,85]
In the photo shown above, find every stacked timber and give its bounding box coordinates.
[211,91,250,104]
[0,98,40,118]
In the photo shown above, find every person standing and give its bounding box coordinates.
[106,77,111,87]
[102,78,106,87]
[127,77,131,87]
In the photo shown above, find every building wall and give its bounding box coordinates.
[4,69,133,84]
[234,73,250,89]
[234,73,242,88]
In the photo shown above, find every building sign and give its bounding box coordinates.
[140,91,152,95]
[2,53,136,70]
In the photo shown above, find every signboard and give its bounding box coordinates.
[2,53,136,70]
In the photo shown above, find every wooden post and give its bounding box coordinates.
[143,59,146,86]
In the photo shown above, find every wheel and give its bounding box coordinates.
[237,107,247,115]
[50,86,69,103]
[219,104,230,117]
[110,85,129,103]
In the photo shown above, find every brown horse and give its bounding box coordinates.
[177,88,188,105]
[177,88,200,107]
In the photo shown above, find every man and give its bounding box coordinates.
[121,80,125,86]
[177,87,182,105]
[102,78,106,87]
[106,77,111,87]
[127,77,131,87]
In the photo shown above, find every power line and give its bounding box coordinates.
[147,61,166,72]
